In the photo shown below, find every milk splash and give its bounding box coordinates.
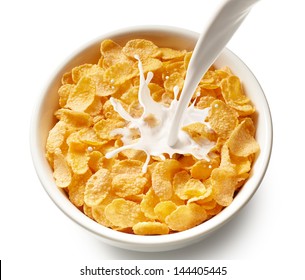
[105,55,214,173]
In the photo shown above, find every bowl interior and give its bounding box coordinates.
[31,26,272,252]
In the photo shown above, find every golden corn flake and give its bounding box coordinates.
[177,154,196,168]
[66,76,96,112]
[55,108,92,128]
[84,168,112,207]
[112,173,147,197]
[100,39,131,68]
[61,71,73,84]
[154,201,177,222]
[196,95,217,109]
[200,68,230,89]
[119,148,147,162]
[164,72,184,93]
[122,39,161,59]
[112,159,144,174]
[67,150,89,175]
[148,83,164,102]
[65,132,90,174]
[221,75,249,105]
[219,143,233,170]
[173,170,190,200]
[68,170,92,207]
[95,79,119,97]
[227,118,260,157]
[231,154,252,175]
[187,186,213,205]
[190,158,219,180]
[183,179,207,199]
[71,64,103,84]
[152,159,181,201]
[104,198,147,228]
[91,193,119,227]
[88,151,103,173]
[102,99,122,119]
[141,57,163,73]
[208,100,239,138]
[165,203,207,232]
[140,188,160,220]
[103,61,138,86]
[133,221,169,235]
[85,95,103,116]
[165,61,186,78]
[219,143,252,176]
[94,118,125,140]
[83,203,94,220]
[58,84,74,107]
[78,127,106,146]
[221,76,256,116]
[182,122,217,143]
[211,168,247,206]
[160,48,186,60]
[204,203,223,217]
[120,86,139,104]
[46,38,260,235]
[46,121,67,155]
[53,148,72,188]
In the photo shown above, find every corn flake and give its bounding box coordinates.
[58,84,74,107]
[140,188,160,220]
[141,57,163,73]
[103,61,138,86]
[100,39,131,68]
[112,159,144,174]
[221,75,249,105]
[91,193,119,227]
[182,122,217,143]
[66,76,96,112]
[152,159,181,200]
[165,203,207,232]
[164,72,184,93]
[55,108,92,128]
[104,198,147,228]
[133,221,169,235]
[211,168,247,206]
[227,118,260,157]
[46,121,67,154]
[190,158,219,180]
[53,148,72,188]
[208,100,239,138]
[84,168,112,207]
[94,118,125,140]
[112,173,147,197]
[154,201,177,223]
[122,39,161,60]
[68,170,92,207]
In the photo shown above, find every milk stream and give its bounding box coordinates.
[105,55,214,173]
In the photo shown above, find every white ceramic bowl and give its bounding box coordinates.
[30,26,272,252]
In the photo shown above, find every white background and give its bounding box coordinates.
[1,0,304,278]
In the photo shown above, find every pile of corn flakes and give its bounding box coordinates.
[46,39,259,235]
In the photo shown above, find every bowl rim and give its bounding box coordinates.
[30,25,273,251]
